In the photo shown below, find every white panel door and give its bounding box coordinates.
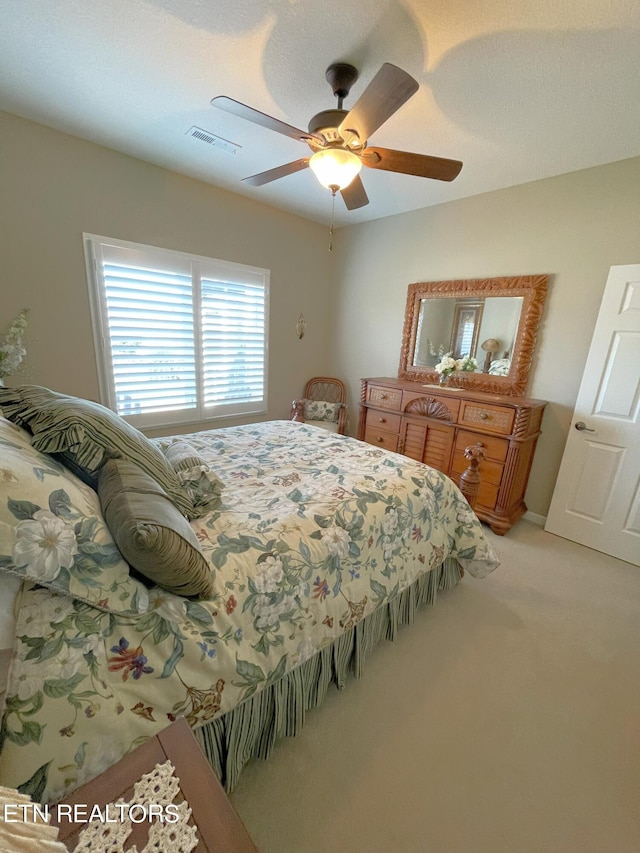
[545,265,640,565]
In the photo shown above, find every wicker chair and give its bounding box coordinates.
[290,376,347,435]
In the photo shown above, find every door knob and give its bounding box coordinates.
[574,421,595,432]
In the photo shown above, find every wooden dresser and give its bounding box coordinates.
[358,377,547,534]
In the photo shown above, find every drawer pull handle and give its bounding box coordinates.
[377,436,384,443]
[379,417,386,423]
[380,393,388,400]
[480,413,489,420]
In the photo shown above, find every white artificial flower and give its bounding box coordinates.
[435,355,456,374]
[456,355,478,372]
[13,510,78,581]
[0,309,29,379]
[321,524,350,559]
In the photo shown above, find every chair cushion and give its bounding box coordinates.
[302,399,341,423]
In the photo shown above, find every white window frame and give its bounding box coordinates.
[84,234,269,430]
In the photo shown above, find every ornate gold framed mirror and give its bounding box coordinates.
[398,275,549,396]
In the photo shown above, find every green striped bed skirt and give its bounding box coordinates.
[195,557,462,791]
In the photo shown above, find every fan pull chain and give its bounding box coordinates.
[329,187,337,252]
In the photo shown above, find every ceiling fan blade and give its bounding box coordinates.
[338,63,419,144]
[362,147,463,182]
[211,96,321,143]
[242,158,310,187]
[340,175,369,210]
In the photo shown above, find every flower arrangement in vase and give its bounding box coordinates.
[434,353,477,386]
[0,309,29,384]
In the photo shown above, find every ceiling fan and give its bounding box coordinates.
[211,62,463,210]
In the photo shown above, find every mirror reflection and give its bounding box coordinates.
[413,296,523,375]
[398,275,549,396]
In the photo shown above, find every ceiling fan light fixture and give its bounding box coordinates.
[309,148,362,191]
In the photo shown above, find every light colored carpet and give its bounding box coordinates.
[229,521,640,853]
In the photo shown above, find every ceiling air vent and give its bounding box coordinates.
[186,126,241,155]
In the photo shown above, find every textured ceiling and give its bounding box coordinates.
[2,0,640,227]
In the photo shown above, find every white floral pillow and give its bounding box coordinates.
[0,416,148,614]
[302,399,341,423]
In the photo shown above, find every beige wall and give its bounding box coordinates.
[0,110,332,433]
[331,156,640,516]
[3,108,640,518]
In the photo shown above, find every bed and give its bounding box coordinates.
[0,385,499,804]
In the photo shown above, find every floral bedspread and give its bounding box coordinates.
[0,421,499,802]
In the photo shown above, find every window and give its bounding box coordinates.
[84,235,269,429]
[449,301,483,359]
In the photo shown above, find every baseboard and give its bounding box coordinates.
[523,510,546,527]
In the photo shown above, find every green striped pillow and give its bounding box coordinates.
[163,440,223,517]
[0,386,193,518]
[98,458,213,599]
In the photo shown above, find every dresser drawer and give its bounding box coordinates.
[454,429,508,463]
[364,426,399,452]
[366,384,403,411]
[402,390,460,421]
[366,410,402,432]
[359,377,547,534]
[459,401,515,435]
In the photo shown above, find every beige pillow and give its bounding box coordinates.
[98,458,213,599]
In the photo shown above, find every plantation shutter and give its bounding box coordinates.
[103,262,196,418]
[85,235,269,428]
[459,317,475,359]
[201,278,266,409]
